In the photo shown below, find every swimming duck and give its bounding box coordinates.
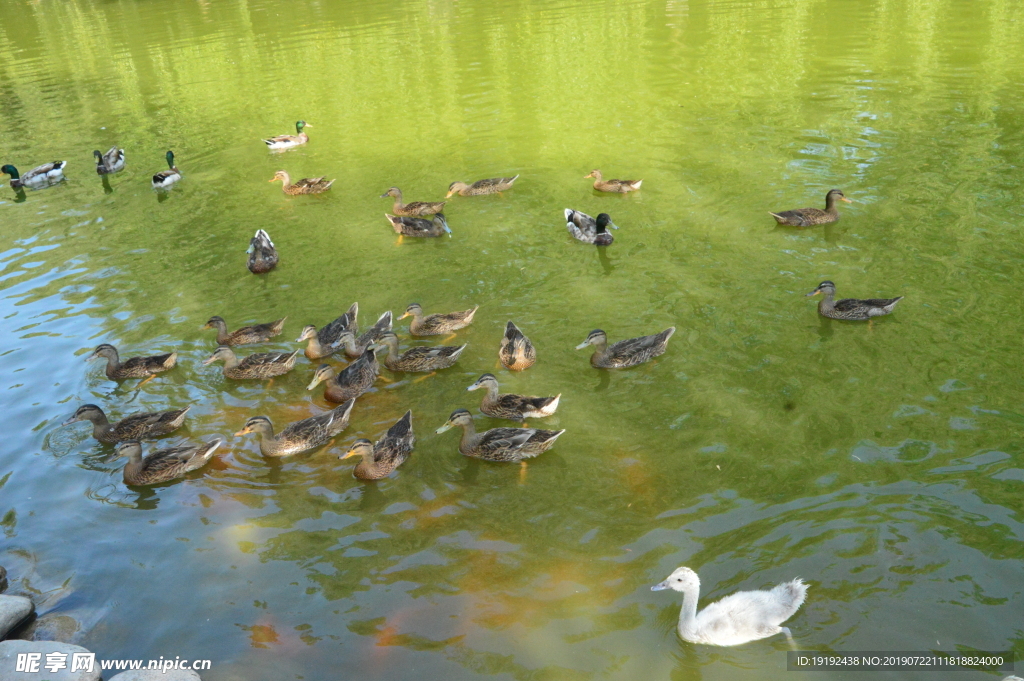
[270,171,334,195]
[2,161,66,188]
[93,147,125,175]
[400,303,478,336]
[203,316,286,346]
[386,213,451,238]
[263,121,311,150]
[575,328,675,368]
[203,346,299,380]
[86,344,178,380]
[435,409,564,462]
[332,311,392,359]
[500,321,536,370]
[375,331,465,373]
[306,347,380,403]
[446,175,519,197]
[296,304,358,360]
[340,410,415,480]
[652,566,808,646]
[235,399,355,457]
[64,404,190,444]
[116,437,221,486]
[585,169,642,193]
[380,187,446,217]
[467,374,560,422]
[151,151,181,189]
[564,209,617,245]
[806,281,903,320]
[769,189,851,226]
[247,229,278,274]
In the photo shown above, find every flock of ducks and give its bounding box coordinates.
[7,118,920,648]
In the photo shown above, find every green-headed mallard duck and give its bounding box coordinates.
[340,410,414,480]
[335,311,392,359]
[64,404,190,444]
[467,374,560,422]
[446,175,519,197]
[769,189,851,226]
[116,437,221,486]
[435,409,564,462]
[585,169,641,193]
[296,303,358,360]
[400,303,478,336]
[203,346,298,380]
[500,321,536,370]
[152,151,181,189]
[263,121,311,150]
[380,187,446,217]
[375,331,465,373]
[806,281,903,320]
[565,209,616,245]
[247,229,278,274]
[575,328,675,368]
[307,347,379,403]
[235,399,355,457]
[87,344,177,381]
[386,213,451,238]
[2,161,66,189]
[203,316,286,346]
[271,170,334,195]
[93,147,125,175]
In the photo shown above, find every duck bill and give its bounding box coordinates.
[805,289,822,297]
[62,416,80,426]
[201,356,217,366]
[306,376,323,391]
[435,422,453,434]
[233,429,248,437]
[84,352,100,362]
[268,178,279,183]
[379,192,390,198]
[246,244,255,254]
[466,383,481,391]
[651,581,670,591]
[445,190,455,198]
[609,222,619,230]
[574,341,591,350]
[840,197,853,203]
[339,449,359,460]
[398,312,411,320]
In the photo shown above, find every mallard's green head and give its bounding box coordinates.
[296,120,310,133]
[165,150,175,168]
[1,165,19,179]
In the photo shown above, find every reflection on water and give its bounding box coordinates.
[1,0,1023,678]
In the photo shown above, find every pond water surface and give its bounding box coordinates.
[1,0,1022,679]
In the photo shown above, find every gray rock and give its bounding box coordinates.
[0,594,33,639]
[108,670,202,681]
[25,614,80,643]
[0,640,101,680]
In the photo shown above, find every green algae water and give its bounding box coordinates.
[1,0,1023,678]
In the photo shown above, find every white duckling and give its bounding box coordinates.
[651,566,808,646]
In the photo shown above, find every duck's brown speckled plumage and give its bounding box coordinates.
[116,438,221,485]
[203,346,299,380]
[296,303,358,359]
[86,344,177,380]
[436,409,564,462]
[400,303,478,336]
[386,213,451,238]
[500,321,536,370]
[467,374,560,422]
[576,328,675,369]
[64,404,190,444]
[806,281,903,321]
[271,171,334,195]
[769,189,851,226]
[204,316,286,346]
[585,169,642,193]
[375,332,465,373]
[381,187,446,217]
[341,411,415,480]
[235,399,355,457]
[446,175,519,197]
[306,348,380,403]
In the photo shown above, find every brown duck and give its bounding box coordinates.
[381,187,446,217]
[585,169,642,193]
[64,404,190,443]
[340,410,415,480]
[769,189,851,226]
[86,344,177,380]
[203,316,286,346]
